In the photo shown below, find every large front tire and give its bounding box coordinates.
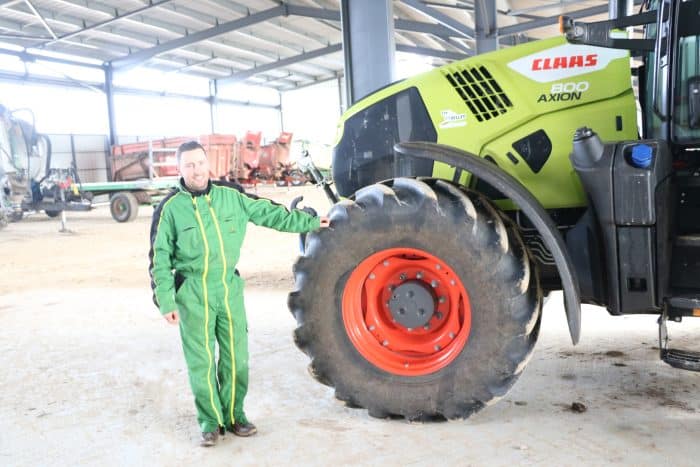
[289,178,541,420]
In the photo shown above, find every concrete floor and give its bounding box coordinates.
[1,186,699,466]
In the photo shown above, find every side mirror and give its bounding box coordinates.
[689,76,700,129]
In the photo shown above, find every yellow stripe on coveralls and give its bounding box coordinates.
[193,197,223,427]
[207,195,237,425]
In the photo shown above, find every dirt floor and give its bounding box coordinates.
[1,185,699,466]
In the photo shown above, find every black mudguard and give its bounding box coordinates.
[395,141,581,344]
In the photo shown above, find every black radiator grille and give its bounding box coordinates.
[444,65,513,122]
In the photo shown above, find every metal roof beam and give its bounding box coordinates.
[13,2,307,76]
[24,0,57,39]
[0,33,50,40]
[394,18,458,37]
[166,3,328,51]
[1,4,167,53]
[396,44,468,61]
[286,4,340,21]
[280,74,339,92]
[39,0,175,47]
[499,1,643,37]
[500,4,606,36]
[0,45,104,68]
[400,0,474,39]
[287,5,470,40]
[218,43,342,85]
[0,68,283,107]
[110,5,286,70]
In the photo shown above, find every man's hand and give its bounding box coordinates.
[319,216,330,228]
[163,310,179,325]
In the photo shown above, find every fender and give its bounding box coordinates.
[395,141,581,345]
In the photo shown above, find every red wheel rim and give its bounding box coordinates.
[342,247,471,376]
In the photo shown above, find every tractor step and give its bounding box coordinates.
[661,348,700,371]
[675,234,700,247]
[658,311,700,372]
[668,294,700,310]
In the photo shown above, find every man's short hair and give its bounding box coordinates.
[176,140,206,165]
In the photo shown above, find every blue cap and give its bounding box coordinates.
[631,144,653,168]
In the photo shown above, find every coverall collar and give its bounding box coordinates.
[179,177,212,197]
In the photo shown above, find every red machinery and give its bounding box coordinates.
[234,131,304,186]
[109,131,303,187]
[110,135,238,181]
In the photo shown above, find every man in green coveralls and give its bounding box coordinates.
[149,141,329,447]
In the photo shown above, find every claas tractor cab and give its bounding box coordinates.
[290,0,700,421]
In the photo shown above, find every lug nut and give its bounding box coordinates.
[399,273,407,280]
[369,273,376,280]
[436,264,441,270]
[450,279,456,286]
[434,345,441,351]
[431,280,438,288]
[436,312,443,320]
[369,325,376,331]
[382,340,389,346]
[449,332,455,339]
[383,260,390,266]
[439,296,446,303]
[416,272,424,279]
[424,324,430,330]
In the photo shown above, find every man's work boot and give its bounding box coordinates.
[200,431,219,447]
[231,421,257,437]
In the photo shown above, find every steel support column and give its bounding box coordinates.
[340,0,395,105]
[475,0,497,54]
[209,79,217,134]
[609,0,631,19]
[104,63,117,147]
[278,91,284,132]
[337,74,345,115]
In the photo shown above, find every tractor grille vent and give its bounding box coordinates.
[444,65,513,122]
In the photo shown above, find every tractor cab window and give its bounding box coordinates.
[642,0,668,140]
[672,0,700,143]
[642,0,700,144]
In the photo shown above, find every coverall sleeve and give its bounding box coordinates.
[149,200,178,314]
[239,192,320,233]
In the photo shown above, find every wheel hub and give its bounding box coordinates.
[342,247,472,376]
[388,280,435,329]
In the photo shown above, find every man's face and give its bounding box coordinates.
[179,148,210,191]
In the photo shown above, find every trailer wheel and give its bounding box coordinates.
[45,209,61,218]
[289,178,541,420]
[110,191,139,222]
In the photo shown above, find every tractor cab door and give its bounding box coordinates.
[642,0,700,147]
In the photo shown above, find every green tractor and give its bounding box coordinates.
[290,0,700,420]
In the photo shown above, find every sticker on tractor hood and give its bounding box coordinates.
[507,44,628,83]
[439,109,467,128]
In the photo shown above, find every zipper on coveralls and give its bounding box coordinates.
[192,195,223,427]
[206,193,237,426]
